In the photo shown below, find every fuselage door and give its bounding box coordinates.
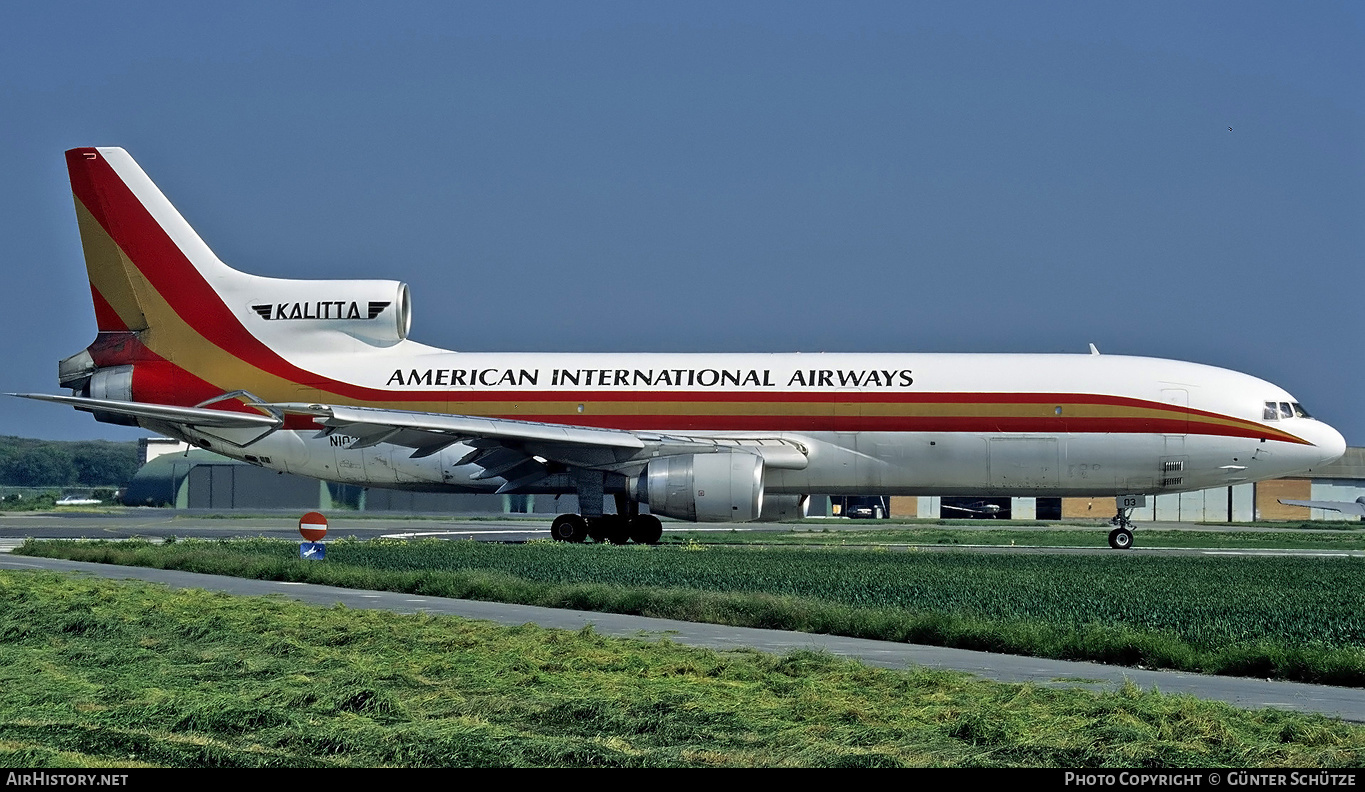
[1160,388,1189,436]
[831,388,862,487]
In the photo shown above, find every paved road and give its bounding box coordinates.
[3,552,1364,724]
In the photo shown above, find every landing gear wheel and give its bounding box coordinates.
[1107,505,1137,551]
[629,514,663,545]
[605,516,631,545]
[588,516,631,545]
[550,514,588,543]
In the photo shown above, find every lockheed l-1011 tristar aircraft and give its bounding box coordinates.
[16,148,1348,549]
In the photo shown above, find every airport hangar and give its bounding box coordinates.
[117,438,1365,523]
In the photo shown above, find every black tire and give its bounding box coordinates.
[586,515,631,544]
[629,514,664,545]
[551,514,588,543]
[1108,527,1134,550]
[604,516,631,545]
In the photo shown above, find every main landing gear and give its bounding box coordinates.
[549,513,663,545]
[1108,507,1135,550]
[549,491,663,545]
[548,475,666,543]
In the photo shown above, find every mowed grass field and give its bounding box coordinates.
[3,570,1365,768]
[17,538,1365,686]
[664,524,1365,550]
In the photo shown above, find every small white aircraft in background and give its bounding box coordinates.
[15,147,1347,550]
[55,495,103,506]
[940,502,1005,518]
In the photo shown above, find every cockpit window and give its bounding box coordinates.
[1265,401,1314,421]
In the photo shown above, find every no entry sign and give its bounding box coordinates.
[298,511,328,542]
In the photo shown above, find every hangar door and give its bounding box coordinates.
[187,464,319,509]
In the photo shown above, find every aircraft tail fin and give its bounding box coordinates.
[66,147,236,333]
[66,147,411,353]
[60,147,413,413]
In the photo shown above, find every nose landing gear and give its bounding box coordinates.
[1108,507,1135,550]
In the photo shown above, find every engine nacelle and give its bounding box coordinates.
[234,278,412,347]
[640,453,764,522]
[87,365,133,402]
[82,364,137,425]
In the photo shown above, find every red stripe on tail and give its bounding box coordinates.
[88,285,128,332]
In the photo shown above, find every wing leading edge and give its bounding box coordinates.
[12,393,279,428]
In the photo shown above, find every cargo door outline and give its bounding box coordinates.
[989,437,1060,490]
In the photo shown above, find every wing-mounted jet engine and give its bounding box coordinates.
[635,453,765,522]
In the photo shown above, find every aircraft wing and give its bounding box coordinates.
[274,403,647,453]
[271,403,809,493]
[11,393,280,428]
[1277,498,1365,517]
[13,394,808,494]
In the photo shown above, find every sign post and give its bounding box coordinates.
[299,511,328,560]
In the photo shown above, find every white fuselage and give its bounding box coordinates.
[177,348,1345,500]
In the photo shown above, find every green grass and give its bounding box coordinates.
[2,570,1364,767]
[666,526,1365,550]
[18,538,1365,687]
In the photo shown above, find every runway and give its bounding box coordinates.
[2,512,1365,723]
[1,511,1361,558]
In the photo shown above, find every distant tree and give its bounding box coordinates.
[0,436,139,487]
[0,445,78,487]
[70,441,140,486]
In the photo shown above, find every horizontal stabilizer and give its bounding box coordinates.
[11,393,280,429]
[1278,498,1365,517]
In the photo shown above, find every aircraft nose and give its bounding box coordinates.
[1306,421,1348,467]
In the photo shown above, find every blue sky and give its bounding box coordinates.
[2,1,1362,442]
